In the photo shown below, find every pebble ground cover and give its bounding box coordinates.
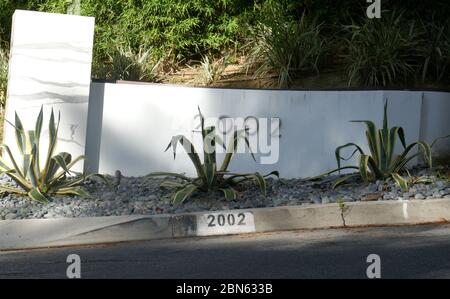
[1,166,449,220]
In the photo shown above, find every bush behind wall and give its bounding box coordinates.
[1,0,450,86]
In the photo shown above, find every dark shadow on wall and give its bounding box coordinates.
[84,82,105,173]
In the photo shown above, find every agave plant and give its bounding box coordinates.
[0,107,105,203]
[316,101,447,190]
[149,107,279,203]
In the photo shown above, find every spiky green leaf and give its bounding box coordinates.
[0,185,27,195]
[146,171,192,181]
[332,173,360,189]
[335,143,365,171]
[391,173,408,191]
[220,187,238,200]
[165,135,204,180]
[220,129,255,171]
[173,184,198,203]
[359,154,371,182]
[160,180,187,189]
[55,187,92,198]
[52,152,72,174]
[13,112,26,155]
[0,144,25,179]
[35,106,43,143]
[28,188,49,204]
[251,172,267,196]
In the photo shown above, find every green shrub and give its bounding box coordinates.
[93,45,161,82]
[149,107,278,203]
[246,2,325,88]
[0,40,7,109]
[418,18,450,82]
[315,101,448,190]
[0,0,253,78]
[0,107,107,203]
[1,1,450,86]
[196,54,229,86]
[342,11,422,87]
[25,0,251,71]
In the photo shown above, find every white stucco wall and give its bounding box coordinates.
[420,92,450,159]
[3,10,95,171]
[85,82,449,178]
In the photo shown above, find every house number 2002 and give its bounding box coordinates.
[207,213,246,227]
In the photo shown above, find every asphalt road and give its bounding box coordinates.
[1,224,450,279]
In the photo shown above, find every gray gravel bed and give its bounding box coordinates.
[1,166,449,220]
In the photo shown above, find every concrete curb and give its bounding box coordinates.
[1,198,449,251]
